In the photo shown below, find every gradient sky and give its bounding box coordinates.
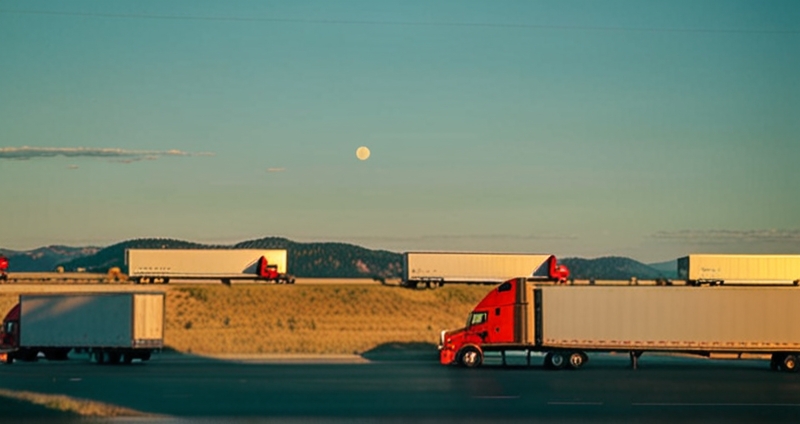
[1,0,798,262]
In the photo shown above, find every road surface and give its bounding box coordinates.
[1,351,799,423]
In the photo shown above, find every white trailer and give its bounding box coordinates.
[440,279,800,372]
[1,292,164,364]
[126,249,293,284]
[402,252,569,288]
[678,254,800,286]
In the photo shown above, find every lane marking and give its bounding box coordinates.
[473,396,521,399]
[548,401,604,406]
[633,403,800,407]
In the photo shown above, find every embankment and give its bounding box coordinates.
[0,284,489,355]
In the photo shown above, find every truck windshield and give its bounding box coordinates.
[466,312,487,328]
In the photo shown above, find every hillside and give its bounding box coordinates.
[0,246,100,272]
[561,256,666,280]
[0,285,489,355]
[647,259,679,279]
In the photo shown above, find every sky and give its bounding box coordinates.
[1,0,798,262]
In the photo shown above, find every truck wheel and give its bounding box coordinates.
[781,354,799,373]
[771,353,784,371]
[545,351,566,370]
[568,351,587,370]
[108,352,121,365]
[459,347,483,368]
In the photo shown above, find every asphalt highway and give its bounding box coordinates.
[1,351,799,423]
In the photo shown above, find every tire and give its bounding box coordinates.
[545,351,566,370]
[771,353,784,371]
[93,350,105,365]
[568,351,587,370]
[108,352,121,365]
[459,346,483,368]
[122,353,133,364]
[781,354,799,373]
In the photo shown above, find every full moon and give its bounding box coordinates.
[356,146,371,161]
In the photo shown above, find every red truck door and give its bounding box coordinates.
[466,281,519,345]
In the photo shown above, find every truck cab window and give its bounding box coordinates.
[498,282,512,292]
[467,312,487,328]
[5,321,15,334]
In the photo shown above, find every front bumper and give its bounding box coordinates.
[439,347,456,365]
[438,330,457,365]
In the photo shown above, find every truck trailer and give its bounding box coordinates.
[0,292,164,364]
[126,249,294,284]
[678,254,800,286]
[402,252,570,288]
[439,278,800,372]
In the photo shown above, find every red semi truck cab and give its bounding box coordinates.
[0,255,8,281]
[0,303,20,349]
[257,256,294,284]
[439,278,523,366]
[548,256,569,283]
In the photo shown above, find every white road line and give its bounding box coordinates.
[633,403,800,407]
[548,401,604,406]
[472,396,521,399]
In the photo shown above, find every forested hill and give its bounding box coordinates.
[3,238,670,280]
[561,256,666,280]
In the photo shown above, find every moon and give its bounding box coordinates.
[356,146,371,161]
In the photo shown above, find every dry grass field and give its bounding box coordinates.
[0,284,489,355]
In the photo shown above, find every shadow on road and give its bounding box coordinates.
[0,395,80,421]
[360,341,439,362]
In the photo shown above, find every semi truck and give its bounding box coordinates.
[439,278,800,372]
[0,292,164,364]
[678,254,800,286]
[126,249,294,284]
[402,252,570,288]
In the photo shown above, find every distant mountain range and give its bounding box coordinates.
[1,238,677,280]
[0,246,101,272]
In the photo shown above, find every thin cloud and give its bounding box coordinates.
[651,229,800,243]
[345,234,579,243]
[266,167,287,173]
[0,146,215,162]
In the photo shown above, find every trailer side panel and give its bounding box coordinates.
[539,286,800,351]
[126,249,287,278]
[404,252,551,283]
[20,294,134,347]
[681,254,800,283]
